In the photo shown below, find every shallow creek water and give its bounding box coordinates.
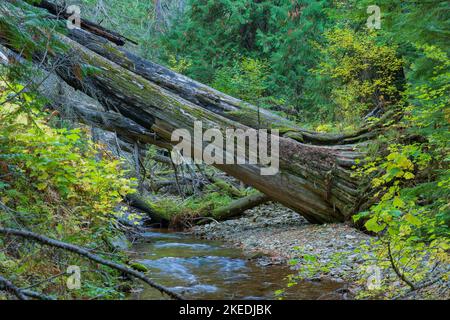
[129,229,344,300]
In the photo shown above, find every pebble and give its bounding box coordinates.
[192,203,371,284]
[191,203,450,300]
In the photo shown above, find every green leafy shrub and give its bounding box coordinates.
[351,46,450,298]
[212,57,269,105]
[314,27,403,127]
[0,82,135,299]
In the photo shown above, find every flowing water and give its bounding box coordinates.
[129,229,345,300]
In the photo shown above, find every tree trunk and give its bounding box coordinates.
[0,1,376,223]
[63,28,384,145]
[35,0,138,45]
[213,193,270,221]
[124,194,169,227]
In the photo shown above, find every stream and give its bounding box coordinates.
[128,229,345,300]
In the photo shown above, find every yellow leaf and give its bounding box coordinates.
[393,197,405,208]
[405,214,421,226]
[404,172,415,180]
[36,182,48,191]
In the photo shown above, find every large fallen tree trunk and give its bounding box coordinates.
[0,1,377,223]
[64,28,385,145]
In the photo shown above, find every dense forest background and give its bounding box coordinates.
[78,0,447,127]
[0,0,448,300]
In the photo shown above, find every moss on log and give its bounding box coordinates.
[0,1,379,223]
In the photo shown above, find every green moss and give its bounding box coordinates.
[130,262,149,273]
[146,191,236,221]
[283,131,304,142]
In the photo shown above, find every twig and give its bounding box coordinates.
[0,275,28,300]
[170,157,184,198]
[0,275,55,300]
[393,271,447,300]
[190,217,220,225]
[0,227,183,300]
[20,289,54,300]
[387,241,416,290]
[23,271,67,290]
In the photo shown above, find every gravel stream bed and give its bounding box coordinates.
[192,204,372,284]
[191,203,449,299]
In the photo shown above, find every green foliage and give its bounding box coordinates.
[405,45,450,151]
[166,54,193,74]
[160,0,331,115]
[0,81,135,299]
[2,0,449,300]
[256,0,331,113]
[351,46,450,297]
[160,0,265,83]
[336,0,449,53]
[149,191,235,222]
[212,57,269,105]
[267,0,450,298]
[313,27,403,127]
[0,1,67,60]
[79,0,160,60]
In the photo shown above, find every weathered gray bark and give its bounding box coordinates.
[64,28,383,145]
[35,0,137,45]
[0,1,376,223]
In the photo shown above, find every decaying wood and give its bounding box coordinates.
[64,27,385,145]
[213,192,271,221]
[35,0,137,46]
[0,43,168,148]
[0,227,182,299]
[207,175,244,198]
[0,1,381,223]
[124,194,170,227]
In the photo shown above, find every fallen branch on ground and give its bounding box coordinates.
[0,227,183,300]
[0,275,28,300]
[387,241,416,290]
[0,275,53,299]
[124,194,170,227]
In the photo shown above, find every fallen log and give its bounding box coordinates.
[0,1,374,223]
[207,175,244,198]
[124,194,169,227]
[0,227,182,299]
[0,278,54,300]
[213,192,270,221]
[35,0,138,46]
[0,275,28,300]
[0,43,172,149]
[63,27,385,145]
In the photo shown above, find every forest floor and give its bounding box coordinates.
[191,203,449,299]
